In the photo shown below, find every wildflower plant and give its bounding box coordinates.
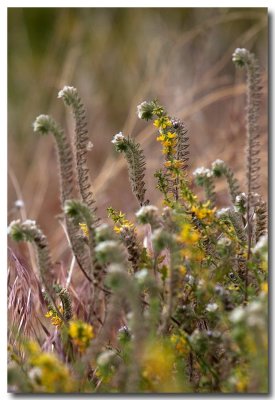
[8,48,267,393]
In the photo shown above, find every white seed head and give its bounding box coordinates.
[212,159,224,169]
[135,268,148,284]
[136,205,158,217]
[206,303,219,312]
[111,132,125,144]
[22,219,37,228]
[229,306,245,323]
[217,236,232,246]
[97,350,116,367]
[7,219,21,235]
[193,167,212,178]
[96,240,118,253]
[33,114,53,134]
[185,274,195,285]
[107,263,125,275]
[14,199,24,209]
[28,366,42,381]
[137,101,149,119]
[216,207,231,218]
[57,85,77,99]
[232,48,249,64]
[86,141,94,151]
[235,192,247,203]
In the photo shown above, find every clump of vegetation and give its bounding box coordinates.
[8,48,268,393]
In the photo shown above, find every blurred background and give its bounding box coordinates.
[8,8,268,262]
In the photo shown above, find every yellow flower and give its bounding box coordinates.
[162,147,169,155]
[191,204,215,220]
[25,340,40,355]
[30,352,73,392]
[156,134,166,142]
[163,140,172,148]
[261,282,268,294]
[167,132,177,139]
[113,220,134,234]
[179,265,187,276]
[164,160,172,168]
[171,334,188,356]
[142,342,174,381]
[45,310,53,318]
[153,116,172,129]
[79,222,89,237]
[68,320,94,352]
[179,223,200,244]
[51,316,63,327]
[234,369,249,392]
[180,246,205,262]
[45,306,63,328]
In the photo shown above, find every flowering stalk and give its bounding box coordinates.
[233,48,262,299]
[54,284,73,321]
[33,114,92,279]
[212,159,240,203]
[43,284,73,328]
[255,198,267,243]
[107,207,143,272]
[64,199,105,326]
[112,133,149,206]
[106,264,145,392]
[8,220,64,322]
[8,220,53,291]
[33,115,74,204]
[58,86,97,214]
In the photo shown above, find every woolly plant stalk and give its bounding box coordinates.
[8,220,64,321]
[151,226,179,334]
[255,198,267,243]
[119,226,142,273]
[112,133,149,206]
[64,199,104,326]
[171,117,190,201]
[43,284,73,322]
[160,250,179,334]
[233,48,262,298]
[228,209,247,245]
[53,284,73,321]
[107,206,144,273]
[106,264,145,392]
[173,118,190,173]
[33,115,91,278]
[212,159,241,203]
[58,86,97,214]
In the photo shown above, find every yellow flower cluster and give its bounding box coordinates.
[179,223,200,244]
[45,306,63,328]
[191,202,215,220]
[234,368,249,392]
[156,131,177,156]
[79,222,89,237]
[68,320,94,353]
[178,265,187,276]
[112,211,134,234]
[178,223,205,261]
[170,334,189,356]
[26,340,73,392]
[114,220,134,234]
[142,342,174,382]
[153,116,172,130]
[261,281,268,294]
